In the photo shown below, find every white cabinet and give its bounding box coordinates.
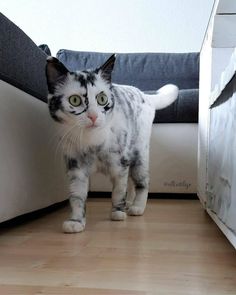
[198,0,236,248]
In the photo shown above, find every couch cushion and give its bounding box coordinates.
[0,13,48,102]
[57,50,199,90]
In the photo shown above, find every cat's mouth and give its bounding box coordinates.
[86,123,99,129]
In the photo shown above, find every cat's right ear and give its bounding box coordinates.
[46,56,69,94]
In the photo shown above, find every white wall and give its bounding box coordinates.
[0,0,214,56]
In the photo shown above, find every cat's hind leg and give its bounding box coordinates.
[128,153,149,216]
[126,176,136,209]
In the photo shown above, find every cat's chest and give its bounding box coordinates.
[90,131,131,175]
[93,144,124,174]
[71,126,132,173]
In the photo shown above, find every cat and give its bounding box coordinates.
[45,54,178,233]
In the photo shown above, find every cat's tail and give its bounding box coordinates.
[145,84,179,110]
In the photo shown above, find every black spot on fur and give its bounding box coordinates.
[84,96,89,106]
[103,103,114,112]
[66,158,78,170]
[135,182,147,189]
[77,150,95,172]
[82,94,89,105]
[131,170,149,190]
[85,71,96,86]
[112,197,126,212]
[73,73,87,88]
[74,107,88,116]
[120,156,130,167]
[131,150,142,167]
[73,71,96,88]
[69,195,87,219]
[102,95,114,113]
[48,95,63,122]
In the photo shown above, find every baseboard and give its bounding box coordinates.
[0,200,69,228]
[88,191,198,199]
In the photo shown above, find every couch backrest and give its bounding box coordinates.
[57,50,199,91]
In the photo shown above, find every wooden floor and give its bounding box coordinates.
[0,199,235,295]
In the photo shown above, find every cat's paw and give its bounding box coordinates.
[125,201,133,211]
[111,211,127,221]
[62,220,85,233]
[127,206,145,216]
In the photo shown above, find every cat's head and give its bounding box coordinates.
[45,54,116,129]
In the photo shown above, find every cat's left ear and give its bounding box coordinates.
[99,54,116,83]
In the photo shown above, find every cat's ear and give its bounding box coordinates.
[98,54,116,82]
[46,56,69,94]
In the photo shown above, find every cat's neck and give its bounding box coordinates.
[59,121,112,153]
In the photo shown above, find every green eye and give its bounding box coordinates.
[68,95,82,107]
[96,92,108,106]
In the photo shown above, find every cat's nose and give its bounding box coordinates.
[87,113,98,124]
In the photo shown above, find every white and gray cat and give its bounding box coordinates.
[46,54,178,233]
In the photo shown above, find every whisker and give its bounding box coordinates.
[54,123,78,163]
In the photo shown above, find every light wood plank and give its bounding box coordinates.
[0,199,235,295]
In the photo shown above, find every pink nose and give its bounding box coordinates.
[87,114,98,124]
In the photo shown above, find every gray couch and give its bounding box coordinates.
[0,13,199,222]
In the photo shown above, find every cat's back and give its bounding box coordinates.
[112,83,154,122]
[112,84,144,103]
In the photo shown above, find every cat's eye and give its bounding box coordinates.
[68,95,82,107]
[96,92,108,106]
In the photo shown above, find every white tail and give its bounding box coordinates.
[145,84,179,110]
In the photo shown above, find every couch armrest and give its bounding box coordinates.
[0,13,48,102]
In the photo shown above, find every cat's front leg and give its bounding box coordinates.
[110,170,129,221]
[63,159,89,233]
